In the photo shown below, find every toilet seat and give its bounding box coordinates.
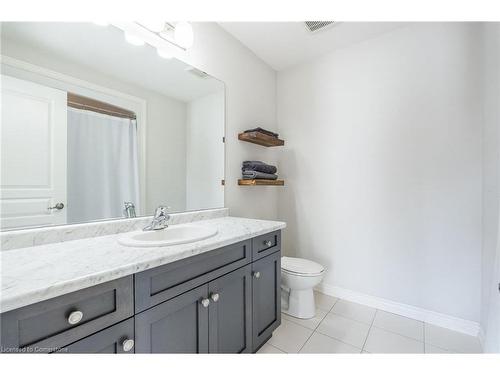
[281,256,325,277]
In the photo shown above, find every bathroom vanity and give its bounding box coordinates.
[0,214,285,354]
[0,22,286,355]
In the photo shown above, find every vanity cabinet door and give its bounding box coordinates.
[251,251,281,352]
[56,318,135,354]
[208,264,252,353]
[134,285,209,353]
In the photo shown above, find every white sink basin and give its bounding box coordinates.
[118,224,218,247]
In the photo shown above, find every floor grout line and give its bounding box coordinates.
[296,294,339,353]
[310,327,366,351]
[266,342,286,353]
[423,322,426,353]
[360,308,378,352]
[296,328,315,353]
[314,295,373,352]
[371,325,425,343]
[329,296,340,312]
[369,316,426,343]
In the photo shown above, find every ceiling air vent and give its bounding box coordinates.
[304,21,335,33]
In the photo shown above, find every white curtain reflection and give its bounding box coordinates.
[67,108,140,223]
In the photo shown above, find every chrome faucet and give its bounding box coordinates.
[124,202,136,218]
[143,206,170,231]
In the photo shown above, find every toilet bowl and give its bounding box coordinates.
[281,256,325,319]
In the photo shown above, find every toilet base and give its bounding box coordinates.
[282,288,316,319]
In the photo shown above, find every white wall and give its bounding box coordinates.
[1,39,188,215]
[277,23,483,322]
[143,96,186,214]
[481,22,500,352]
[181,23,279,220]
[186,91,225,210]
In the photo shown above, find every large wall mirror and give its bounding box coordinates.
[0,22,225,231]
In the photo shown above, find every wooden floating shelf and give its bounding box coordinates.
[238,131,284,147]
[238,179,285,186]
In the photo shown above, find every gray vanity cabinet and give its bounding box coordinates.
[251,251,281,351]
[135,284,209,353]
[1,230,282,354]
[208,264,252,353]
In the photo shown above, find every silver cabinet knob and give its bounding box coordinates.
[122,339,135,352]
[67,310,83,325]
[210,293,220,302]
[201,298,210,308]
[253,271,261,279]
[48,203,65,210]
[264,240,272,247]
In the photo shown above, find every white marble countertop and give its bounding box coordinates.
[0,216,286,313]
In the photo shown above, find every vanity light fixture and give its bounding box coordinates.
[137,21,194,50]
[112,22,189,60]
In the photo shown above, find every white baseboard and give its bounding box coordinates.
[316,283,481,337]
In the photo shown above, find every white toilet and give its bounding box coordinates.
[281,256,325,319]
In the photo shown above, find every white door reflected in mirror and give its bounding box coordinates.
[0,75,67,230]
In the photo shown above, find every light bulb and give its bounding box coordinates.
[157,47,173,59]
[138,21,165,33]
[174,22,194,49]
[124,32,145,46]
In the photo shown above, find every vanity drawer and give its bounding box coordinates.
[56,318,135,354]
[135,240,252,313]
[0,276,134,353]
[252,231,281,260]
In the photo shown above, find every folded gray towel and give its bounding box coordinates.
[242,170,278,180]
[242,161,277,174]
[243,127,279,138]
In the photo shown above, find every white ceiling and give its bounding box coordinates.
[1,22,224,102]
[219,22,406,71]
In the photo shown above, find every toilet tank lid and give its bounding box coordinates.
[281,256,325,275]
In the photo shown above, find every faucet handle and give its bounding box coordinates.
[124,201,135,209]
[143,206,171,231]
[154,205,171,217]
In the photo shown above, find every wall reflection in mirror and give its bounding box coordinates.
[0,22,225,230]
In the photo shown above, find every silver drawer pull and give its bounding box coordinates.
[48,203,65,210]
[210,293,220,302]
[67,310,83,325]
[122,338,135,352]
[253,271,261,279]
[263,240,272,247]
[201,298,210,308]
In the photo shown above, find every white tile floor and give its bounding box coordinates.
[257,291,482,354]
